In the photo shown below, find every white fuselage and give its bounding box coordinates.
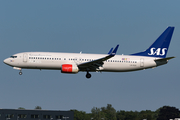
[4,52,160,72]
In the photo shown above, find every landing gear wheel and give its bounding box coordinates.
[86,73,91,79]
[19,72,22,75]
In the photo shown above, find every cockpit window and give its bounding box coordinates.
[10,56,17,58]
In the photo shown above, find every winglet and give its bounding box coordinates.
[108,48,113,54]
[110,45,119,56]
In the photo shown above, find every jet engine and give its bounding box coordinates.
[61,64,79,73]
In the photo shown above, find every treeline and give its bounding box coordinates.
[71,104,180,120]
[18,106,42,110]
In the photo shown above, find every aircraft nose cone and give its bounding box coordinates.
[3,58,9,65]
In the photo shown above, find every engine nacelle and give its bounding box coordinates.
[61,64,79,73]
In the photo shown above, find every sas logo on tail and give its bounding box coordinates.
[148,48,167,56]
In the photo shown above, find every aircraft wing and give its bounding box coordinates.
[78,45,119,71]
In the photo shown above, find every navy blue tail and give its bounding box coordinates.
[131,26,174,58]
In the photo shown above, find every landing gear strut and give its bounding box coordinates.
[86,72,91,79]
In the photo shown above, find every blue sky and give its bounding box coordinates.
[0,1,180,113]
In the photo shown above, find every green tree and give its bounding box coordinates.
[138,110,156,120]
[125,111,138,120]
[34,106,42,110]
[72,109,91,120]
[116,110,127,120]
[157,106,180,120]
[91,107,106,120]
[116,110,139,120]
[101,104,116,120]
[18,107,25,110]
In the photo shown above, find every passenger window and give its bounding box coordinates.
[18,114,27,118]
[43,115,51,119]
[31,114,39,118]
[56,115,63,119]
[6,114,14,118]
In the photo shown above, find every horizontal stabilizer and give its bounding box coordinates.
[154,56,175,66]
[155,56,175,62]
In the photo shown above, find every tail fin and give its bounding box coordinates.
[131,26,174,58]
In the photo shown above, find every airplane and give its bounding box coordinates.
[4,26,175,79]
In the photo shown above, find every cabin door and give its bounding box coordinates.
[23,54,28,62]
[140,58,144,67]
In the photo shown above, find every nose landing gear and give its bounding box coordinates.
[13,67,22,75]
[19,71,22,75]
[19,69,22,75]
[86,71,91,79]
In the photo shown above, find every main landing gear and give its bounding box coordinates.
[86,71,91,79]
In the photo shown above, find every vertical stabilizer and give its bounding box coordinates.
[131,26,174,58]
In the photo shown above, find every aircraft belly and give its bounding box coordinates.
[102,63,140,72]
[20,61,61,70]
